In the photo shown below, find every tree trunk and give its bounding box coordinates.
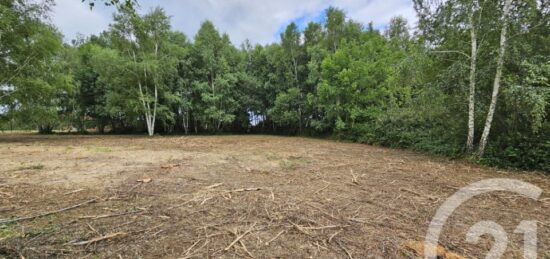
[133,50,154,137]
[150,83,158,136]
[477,0,513,158]
[298,105,303,134]
[98,120,105,134]
[182,110,189,135]
[291,53,299,86]
[466,5,478,154]
[38,124,54,134]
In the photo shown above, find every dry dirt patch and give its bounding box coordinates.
[0,134,549,258]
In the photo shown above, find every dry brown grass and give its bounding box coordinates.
[0,134,548,258]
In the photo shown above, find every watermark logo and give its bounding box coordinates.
[424,178,542,259]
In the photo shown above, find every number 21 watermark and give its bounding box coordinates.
[424,178,542,259]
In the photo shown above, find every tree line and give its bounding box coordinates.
[1,0,549,171]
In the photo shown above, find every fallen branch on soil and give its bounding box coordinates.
[137,178,152,183]
[184,240,202,256]
[78,209,144,220]
[314,184,330,195]
[302,225,348,230]
[224,222,257,251]
[228,187,262,193]
[180,240,209,259]
[64,189,85,196]
[328,230,343,243]
[335,239,353,259]
[350,170,359,185]
[206,183,224,189]
[0,191,14,198]
[238,239,255,258]
[71,232,127,246]
[265,230,286,246]
[289,221,311,236]
[87,223,100,235]
[0,198,97,225]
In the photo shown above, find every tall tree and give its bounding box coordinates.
[191,21,239,132]
[109,7,172,136]
[385,16,410,49]
[477,0,514,157]
[325,7,346,52]
[0,0,69,133]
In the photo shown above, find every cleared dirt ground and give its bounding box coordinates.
[0,134,548,258]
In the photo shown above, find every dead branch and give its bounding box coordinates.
[224,222,257,251]
[0,191,14,198]
[179,240,209,259]
[289,221,311,236]
[78,209,143,220]
[184,239,201,256]
[328,230,343,243]
[269,188,275,201]
[71,232,127,246]
[87,223,100,236]
[314,184,330,195]
[302,225,348,230]
[166,197,195,211]
[335,239,354,259]
[0,198,97,225]
[229,187,262,193]
[350,170,359,185]
[206,183,224,189]
[239,240,255,258]
[265,230,286,246]
[64,189,85,196]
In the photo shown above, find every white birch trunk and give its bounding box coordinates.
[183,111,189,134]
[135,57,155,136]
[477,0,513,157]
[466,3,478,153]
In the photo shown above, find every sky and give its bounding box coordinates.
[50,0,417,45]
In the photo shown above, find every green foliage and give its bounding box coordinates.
[268,87,302,127]
[483,133,550,171]
[2,1,549,171]
[317,32,409,137]
[0,0,69,133]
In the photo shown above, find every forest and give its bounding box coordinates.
[1,0,549,171]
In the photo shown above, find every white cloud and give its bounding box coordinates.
[51,0,417,45]
[338,0,417,31]
[51,0,112,42]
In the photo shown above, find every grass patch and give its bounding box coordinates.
[0,225,19,240]
[279,156,309,170]
[65,146,75,153]
[85,146,112,153]
[264,152,281,161]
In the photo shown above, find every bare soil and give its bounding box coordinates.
[0,134,548,258]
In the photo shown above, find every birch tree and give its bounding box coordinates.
[110,7,171,136]
[466,0,483,153]
[477,0,514,157]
